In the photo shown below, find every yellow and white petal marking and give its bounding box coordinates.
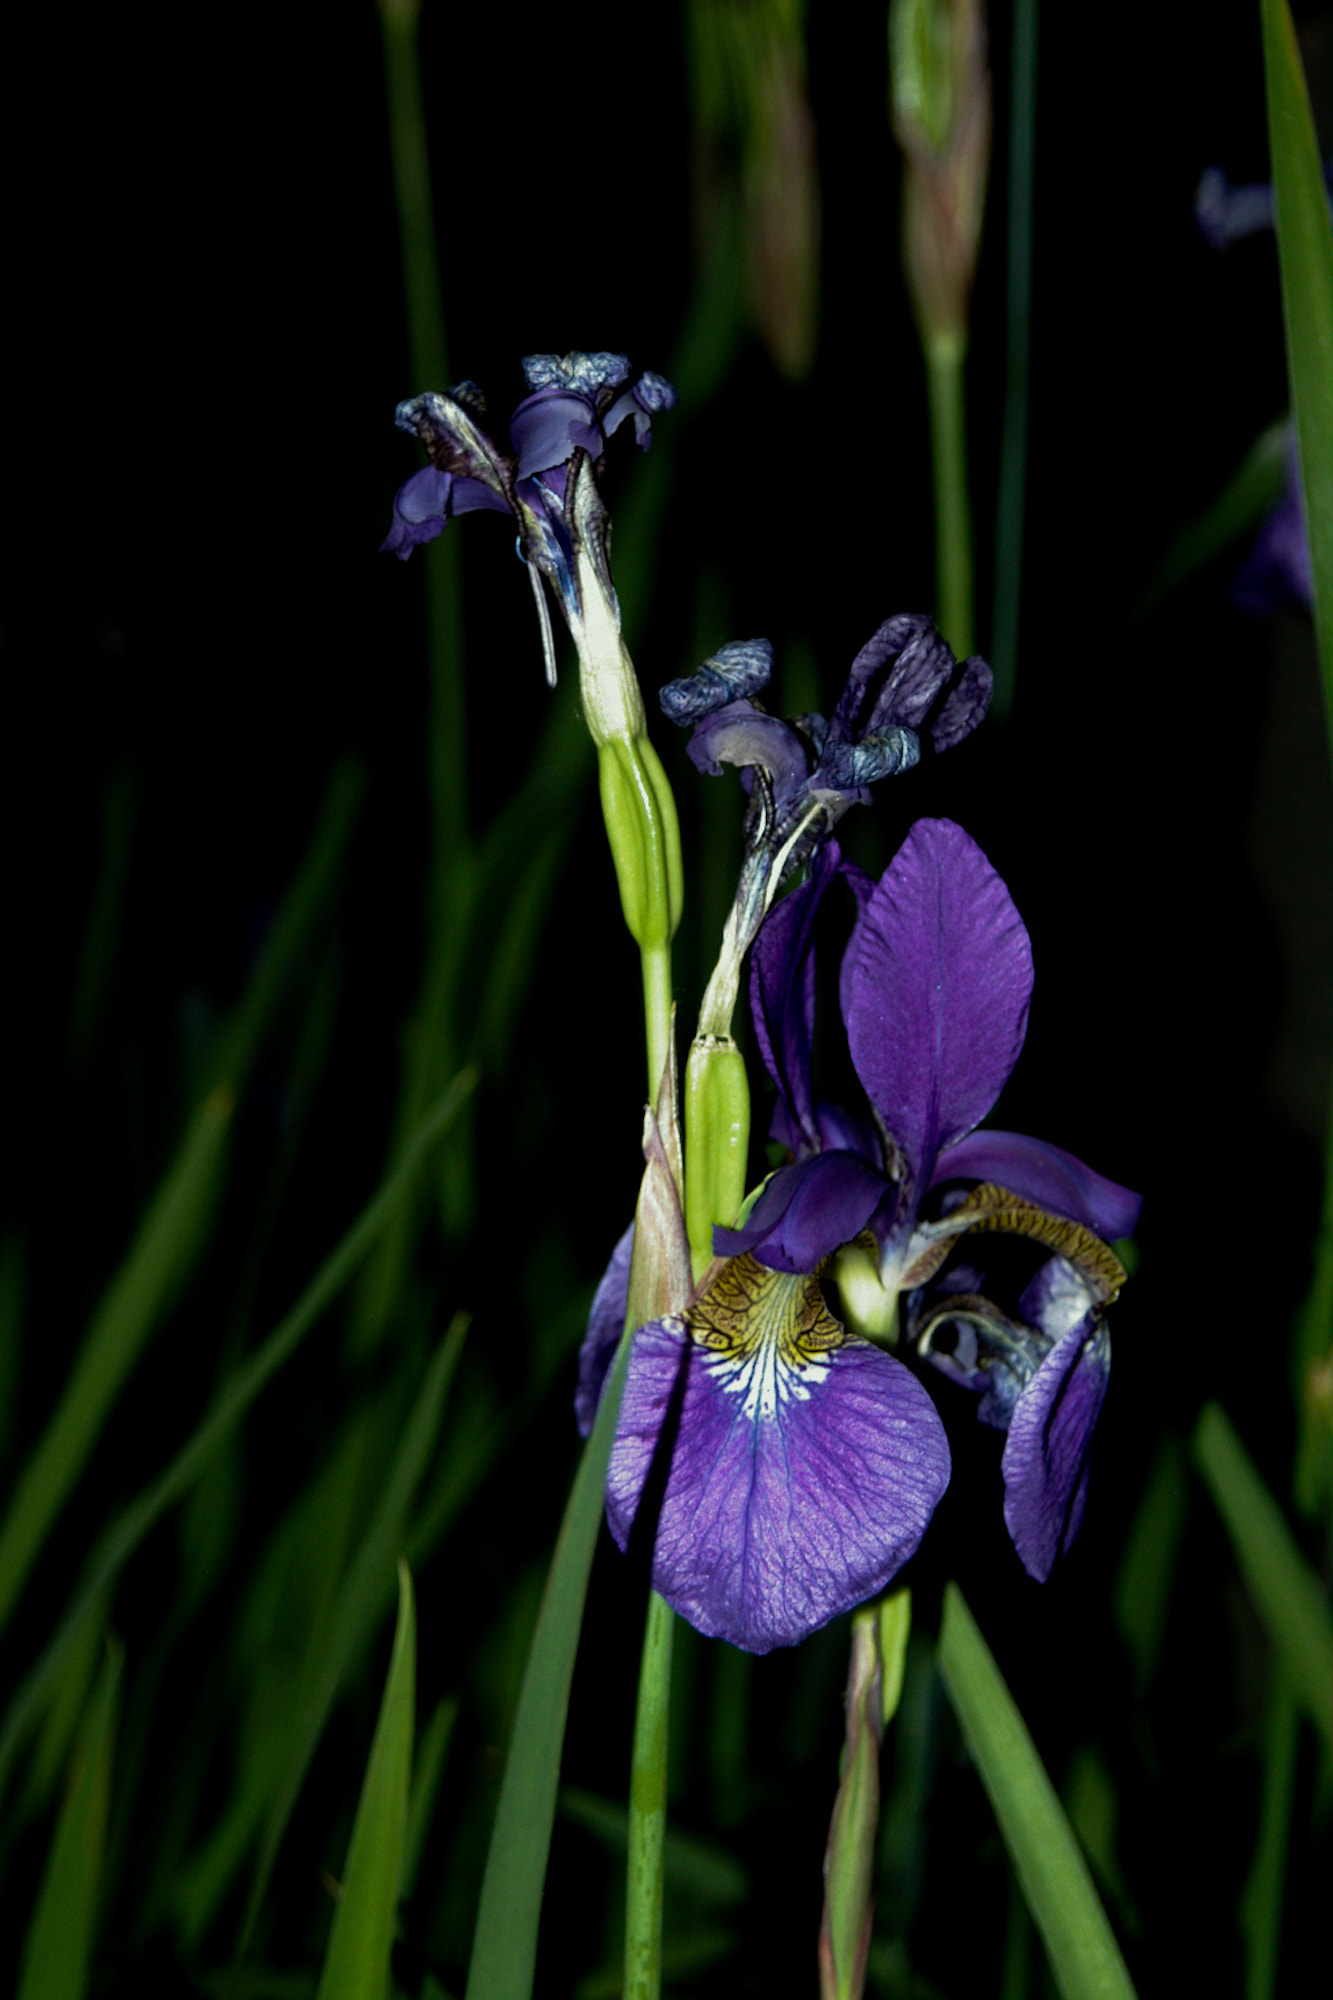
[686,1253,846,1420]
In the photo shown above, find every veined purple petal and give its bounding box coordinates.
[606,1304,950,1652]
[749,843,843,1153]
[1001,1313,1110,1581]
[847,819,1033,1190]
[603,380,671,446]
[381,465,511,559]
[928,653,993,750]
[380,465,453,558]
[509,387,601,480]
[831,615,954,740]
[576,1223,635,1438]
[933,1131,1142,1239]
[714,1151,888,1272]
[836,857,877,1032]
[688,704,812,800]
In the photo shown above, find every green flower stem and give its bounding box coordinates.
[925,332,974,660]
[640,941,675,1114]
[624,1588,675,2000]
[1239,1669,1297,2000]
[989,0,1038,721]
[819,1590,912,2000]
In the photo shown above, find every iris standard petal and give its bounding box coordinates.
[509,386,602,480]
[605,1269,951,1652]
[380,465,454,558]
[713,1150,889,1272]
[575,1222,635,1438]
[1001,1313,1110,1581]
[847,818,1033,1190]
[933,1130,1142,1240]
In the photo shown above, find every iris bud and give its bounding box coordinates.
[683,1035,752,1280]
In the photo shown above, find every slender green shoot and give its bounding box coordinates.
[1259,0,1333,696]
[315,1560,417,2000]
[625,1590,676,2000]
[0,1087,233,1636]
[936,1583,1137,2000]
[17,1639,122,2000]
[463,1327,635,2000]
[1191,1402,1333,1753]
[926,334,975,659]
[989,0,1038,719]
[0,1070,475,1803]
[1239,1670,1298,2000]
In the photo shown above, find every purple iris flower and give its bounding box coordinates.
[577,818,1137,1646]
[579,1222,951,1655]
[723,817,1139,1580]
[382,352,676,683]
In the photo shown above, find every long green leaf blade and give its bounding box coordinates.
[936,1583,1137,2000]
[1260,0,1333,691]
[0,1085,233,1634]
[241,1314,467,1947]
[0,1069,475,1803]
[464,1327,634,2000]
[0,761,363,1638]
[315,1560,416,2000]
[17,1639,122,2000]
[1191,1401,1333,1752]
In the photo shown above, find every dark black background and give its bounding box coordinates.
[2,1,1329,1991]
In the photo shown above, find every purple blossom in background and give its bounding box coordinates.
[382,352,675,682]
[579,819,1140,1645]
[1194,165,1332,617]
[1233,439,1315,615]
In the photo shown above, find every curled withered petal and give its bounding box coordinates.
[687,703,811,799]
[1001,1314,1110,1580]
[660,640,774,725]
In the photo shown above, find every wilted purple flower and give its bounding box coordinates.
[1195,160,1333,250]
[382,352,675,683]
[663,618,991,1039]
[663,615,990,873]
[716,817,1139,1581]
